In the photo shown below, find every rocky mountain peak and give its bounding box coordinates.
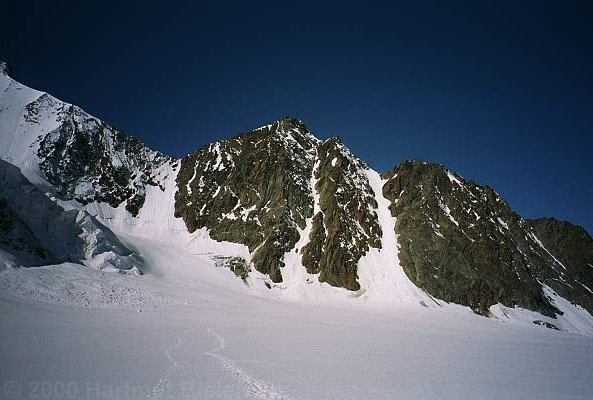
[380,159,593,316]
[246,116,320,153]
[12,89,175,216]
[175,118,384,288]
[391,159,447,177]
[276,115,307,130]
[323,135,343,144]
[0,61,12,77]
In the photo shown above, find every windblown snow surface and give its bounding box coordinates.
[1,71,593,399]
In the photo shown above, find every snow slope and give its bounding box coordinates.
[0,68,53,185]
[2,235,593,400]
[356,168,438,306]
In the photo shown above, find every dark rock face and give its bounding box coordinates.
[301,137,381,290]
[381,160,573,316]
[0,197,51,264]
[526,218,593,313]
[533,320,560,330]
[30,95,173,216]
[214,256,250,282]
[175,117,382,287]
[0,61,11,77]
[175,117,317,282]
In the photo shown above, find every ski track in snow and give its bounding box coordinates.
[147,324,292,400]
[204,329,293,400]
[148,327,195,399]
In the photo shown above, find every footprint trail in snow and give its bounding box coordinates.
[205,329,293,400]
[148,327,195,399]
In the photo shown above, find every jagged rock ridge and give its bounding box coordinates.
[382,160,592,315]
[526,218,593,312]
[175,117,382,288]
[0,197,51,266]
[28,94,174,216]
[301,136,381,290]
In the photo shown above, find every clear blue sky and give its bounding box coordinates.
[2,0,592,233]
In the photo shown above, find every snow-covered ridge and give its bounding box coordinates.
[0,67,171,273]
[0,70,174,216]
[0,68,49,184]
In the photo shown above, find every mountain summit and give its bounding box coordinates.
[0,61,591,333]
[175,116,381,288]
[0,62,11,77]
